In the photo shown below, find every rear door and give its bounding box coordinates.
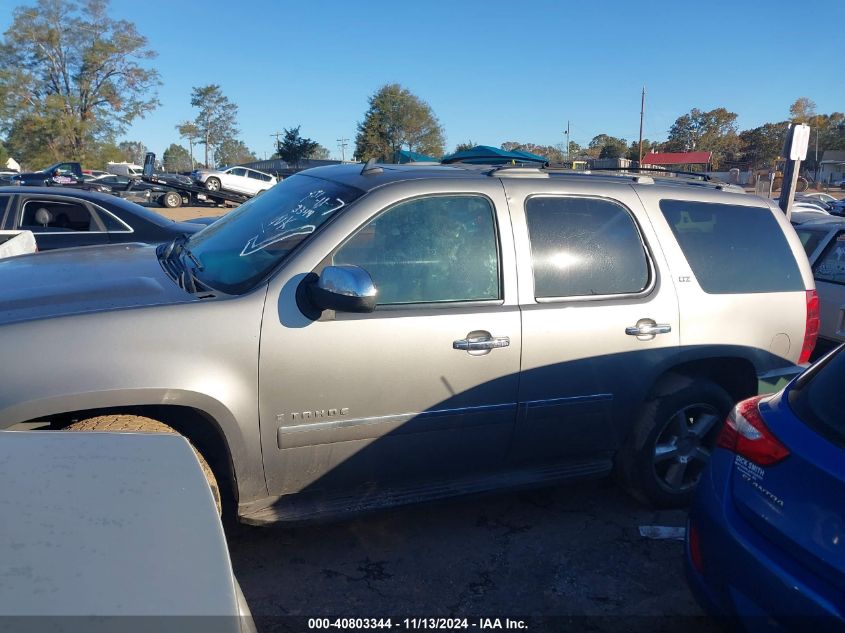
[503,179,680,465]
[14,195,109,250]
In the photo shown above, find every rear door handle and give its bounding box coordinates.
[453,331,510,355]
[625,319,672,339]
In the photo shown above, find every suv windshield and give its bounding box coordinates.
[788,346,845,448]
[188,174,365,294]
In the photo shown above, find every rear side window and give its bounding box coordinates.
[789,347,845,449]
[525,196,650,299]
[660,200,804,294]
[20,200,99,232]
[812,231,845,286]
[794,227,829,259]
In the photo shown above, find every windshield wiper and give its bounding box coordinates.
[156,234,205,293]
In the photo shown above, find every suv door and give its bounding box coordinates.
[503,181,680,466]
[810,229,845,349]
[259,182,521,500]
[223,168,248,193]
[15,196,109,250]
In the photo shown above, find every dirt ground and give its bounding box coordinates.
[226,480,719,633]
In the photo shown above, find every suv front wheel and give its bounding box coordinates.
[64,414,222,515]
[617,375,733,508]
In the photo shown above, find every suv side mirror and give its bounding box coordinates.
[307,265,377,314]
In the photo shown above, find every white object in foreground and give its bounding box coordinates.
[0,230,36,258]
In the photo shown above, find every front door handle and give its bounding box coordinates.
[453,331,510,355]
[625,318,672,340]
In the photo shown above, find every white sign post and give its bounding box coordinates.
[778,124,810,219]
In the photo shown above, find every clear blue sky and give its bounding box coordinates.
[2,0,842,160]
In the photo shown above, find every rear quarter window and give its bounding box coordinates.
[660,199,804,294]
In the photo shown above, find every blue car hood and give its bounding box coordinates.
[0,243,196,325]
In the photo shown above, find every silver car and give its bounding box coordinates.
[0,163,816,521]
[192,165,276,196]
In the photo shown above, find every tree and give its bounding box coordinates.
[789,97,817,124]
[454,140,476,153]
[162,143,192,172]
[0,140,9,168]
[587,134,628,160]
[501,141,564,163]
[176,121,200,169]
[214,138,255,167]
[273,126,318,167]
[586,134,627,160]
[627,139,653,161]
[308,144,330,160]
[665,107,740,169]
[738,122,789,169]
[118,140,146,164]
[190,84,239,167]
[0,0,159,165]
[355,83,445,162]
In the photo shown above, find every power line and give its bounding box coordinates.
[337,137,349,162]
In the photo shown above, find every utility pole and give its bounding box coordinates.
[337,137,349,162]
[269,131,284,157]
[564,121,570,162]
[638,86,646,164]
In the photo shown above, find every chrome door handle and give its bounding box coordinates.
[453,332,510,354]
[625,320,672,337]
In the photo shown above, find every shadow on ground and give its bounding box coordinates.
[227,480,721,633]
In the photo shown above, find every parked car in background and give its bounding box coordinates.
[192,165,276,196]
[0,187,205,251]
[0,163,817,524]
[0,430,255,631]
[792,214,845,358]
[686,344,845,631]
[801,192,839,206]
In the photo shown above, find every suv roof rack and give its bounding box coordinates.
[551,165,713,182]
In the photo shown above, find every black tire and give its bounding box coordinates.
[205,177,221,192]
[64,414,222,515]
[616,374,734,508]
[161,191,182,208]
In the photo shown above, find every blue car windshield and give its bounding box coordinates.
[188,174,365,294]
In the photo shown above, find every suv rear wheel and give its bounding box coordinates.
[617,375,733,508]
[64,414,222,514]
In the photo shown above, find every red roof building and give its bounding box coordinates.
[640,151,712,166]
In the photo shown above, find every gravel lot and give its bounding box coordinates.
[227,480,719,633]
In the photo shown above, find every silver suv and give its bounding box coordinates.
[0,163,818,521]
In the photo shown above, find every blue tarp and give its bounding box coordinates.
[394,149,439,163]
[441,145,547,165]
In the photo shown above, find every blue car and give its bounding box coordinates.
[686,345,845,631]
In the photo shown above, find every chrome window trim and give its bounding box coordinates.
[89,202,134,234]
[523,193,657,304]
